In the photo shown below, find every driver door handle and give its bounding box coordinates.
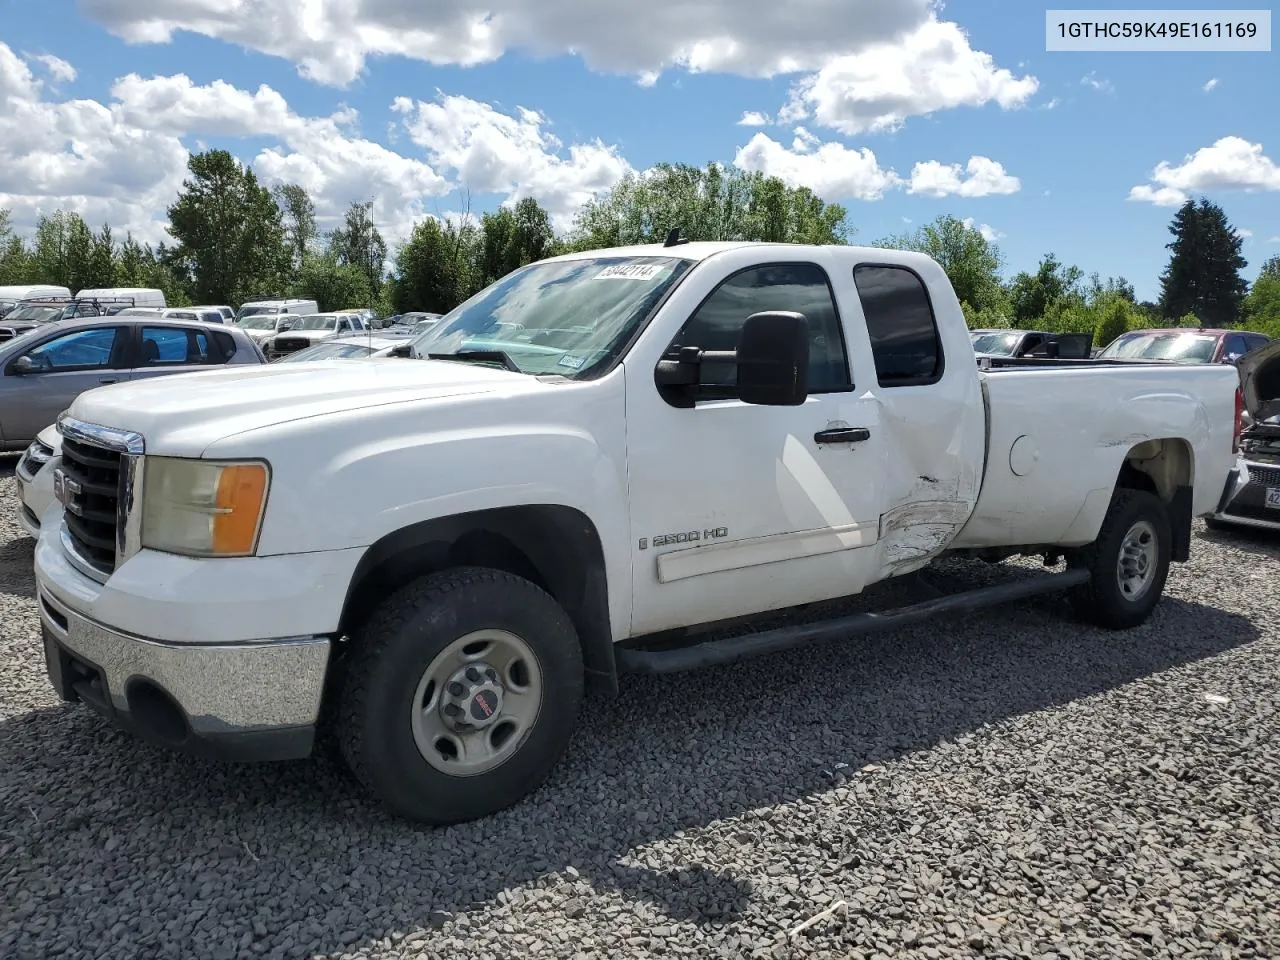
[814,427,871,444]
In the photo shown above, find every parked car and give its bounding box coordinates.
[0,285,72,318]
[970,329,1094,360]
[199,305,236,323]
[1095,328,1272,365]
[0,315,265,451]
[262,312,369,359]
[33,240,1242,826]
[236,312,300,343]
[235,298,319,324]
[274,335,410,363]
[117,306,227,325]
[0,296,131,342]
[1209,340,1280,532]
[13,423,59,538]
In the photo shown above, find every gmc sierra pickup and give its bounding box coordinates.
[33,240,1244,825]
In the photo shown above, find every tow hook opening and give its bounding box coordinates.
[125,678,190,745]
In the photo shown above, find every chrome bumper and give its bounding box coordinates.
[38,587,331,761]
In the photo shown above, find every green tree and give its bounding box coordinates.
[115,233,147,286]
[569,162,851,248]
[1008,253,1085,327]
[166,149,290,304]
[86,224,117,289]
[876,215,1006,316]
[477,198,556,287]
[390,217,470,314]
[1244,257,1280,337]
[1093,295,1139,348]
[328,200,387,294]
[296,251,374,312]
[1158,197,1247,326]
[273,183,317,271]
[0,209,32,284]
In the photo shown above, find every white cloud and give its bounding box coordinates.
[962,217,1001,242]
[1238,228,1253,238]
[737,111,770,127]
[733,133,901,201]
[778,16,1038,135]
[27,53,77,83]
[1129,136,1280,206]
[0,41,634,245]
[80,0,933,87]
[907,156,1021,198]
[1203,78,1219,92]
[733,129,1021,206]
[1041,97,1062,110]
[1270,236,1280,243]
[393,94,633,231]
[1081,71,1113,93]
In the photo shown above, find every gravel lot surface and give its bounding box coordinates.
[2,453,1278,960]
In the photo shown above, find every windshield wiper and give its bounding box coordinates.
[426,350,522,372]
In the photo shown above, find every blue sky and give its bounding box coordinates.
[1,0,1276,301]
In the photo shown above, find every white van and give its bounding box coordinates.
[75,287,167,312]
[0,284,72,301]
[235,299,319,324]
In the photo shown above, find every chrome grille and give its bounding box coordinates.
[18,437,54,478]
[274,337,310,352]
[58,436,123,577]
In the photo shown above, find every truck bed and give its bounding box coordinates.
[951,360,1240,550]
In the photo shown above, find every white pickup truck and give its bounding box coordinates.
[34,240,1245,825]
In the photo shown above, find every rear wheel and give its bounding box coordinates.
[336,566,584,824]
[1067,489,1171,630]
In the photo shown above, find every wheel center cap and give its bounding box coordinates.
[439,662,505,731]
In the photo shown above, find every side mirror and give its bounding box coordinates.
[654,310,810,407]
[389,342,413,358]
[736,311,810,406]
[10,355,38,375]
[1223,353,1242,365]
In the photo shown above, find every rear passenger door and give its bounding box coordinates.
[849,262,986,575]
[128,325,223,381]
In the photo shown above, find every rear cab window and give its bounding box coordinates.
[852,265,944,386]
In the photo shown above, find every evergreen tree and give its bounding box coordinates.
[1158,198,1247,326]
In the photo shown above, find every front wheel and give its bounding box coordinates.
[336,566,584,824]
[1067,489,1171,630]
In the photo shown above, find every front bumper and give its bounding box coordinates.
[1212,459,1280,531]
[38,586,330,761]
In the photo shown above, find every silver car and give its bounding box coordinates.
[0,315,265,451]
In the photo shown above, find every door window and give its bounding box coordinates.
[21,327,121,371]
[666,262,851,401]
[853,265,944,386]
[140,327,213,366]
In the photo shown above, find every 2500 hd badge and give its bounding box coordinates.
[640,527,729,549]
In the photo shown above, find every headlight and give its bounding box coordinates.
[141,457,270,557]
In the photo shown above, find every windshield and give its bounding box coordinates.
[1097,331,1219,363]
[3,305,64,324]
[293,314,338,331]
[407,256,690,377]
[279,342,372,362]
[970,332,1021,355]
[237,316,276,330]
[237,305,278,319]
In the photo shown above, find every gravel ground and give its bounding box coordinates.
[2,452,1278,960]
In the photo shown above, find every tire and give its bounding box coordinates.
[336,566,584,824]
[1067,489,1171,630]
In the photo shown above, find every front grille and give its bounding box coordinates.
[59,436,123,576]
[1245,465,1280,488]
[273,337,310,353]
[19,437,55,477]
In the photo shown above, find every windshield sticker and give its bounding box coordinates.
[557,354,586,369]
[594,263,663,281]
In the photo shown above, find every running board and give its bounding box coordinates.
[614,568,1091,675]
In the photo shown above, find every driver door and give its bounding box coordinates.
[3,324,131,443]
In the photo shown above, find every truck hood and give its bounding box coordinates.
[1237,339,1280,417]
[272,329,334,343]
[63,358,537,456]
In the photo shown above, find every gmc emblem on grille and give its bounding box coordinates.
[52,469,81,509]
